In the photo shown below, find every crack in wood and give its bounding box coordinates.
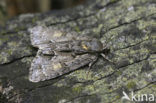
[103,13,156,34]
[134,81,156,92]
[0,54,35,66]
[114,39,149,51]
[116,53,150,69]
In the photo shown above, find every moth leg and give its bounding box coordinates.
[89,57,98,69]
[86,56,98,78]
[100,53,115,65]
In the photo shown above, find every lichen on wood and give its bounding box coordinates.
[0,0,156,103]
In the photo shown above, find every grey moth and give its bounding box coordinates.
[28,26,109,82]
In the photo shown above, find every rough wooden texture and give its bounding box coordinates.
[0,0,156,103]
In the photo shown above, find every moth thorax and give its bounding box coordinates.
[81,39,103,51]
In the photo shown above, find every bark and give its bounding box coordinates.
[0,0,156,103]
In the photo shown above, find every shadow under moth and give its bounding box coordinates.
[28,26,109,82]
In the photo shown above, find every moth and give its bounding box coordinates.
[28,26,109,82]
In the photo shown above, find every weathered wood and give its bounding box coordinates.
[0,0,156,103]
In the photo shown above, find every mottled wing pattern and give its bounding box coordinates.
[29,26,90,49]
[29,26,97,82]
[29,51,96,82]
[29,26,93,54]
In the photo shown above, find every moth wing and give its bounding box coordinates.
[29,26,52,48]
[29,53,96,82]
[29,26,78,48]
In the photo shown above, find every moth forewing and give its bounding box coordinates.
[29,53,96,82]
[29,26,73,48]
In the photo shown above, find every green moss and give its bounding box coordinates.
[8,42,17,47]
[74,26,80,33]
[0,36,9,42]
[126,81,136,89]
[151,84,156,88]
[13,26,25,33]
[72,84,83,94]
[32,17,38,23]
[110,0,118,3]
[83,84,96,95]
[15,28,20,33]
[116,70,122,75]
[7,49,13,55]
[115,95,121,99]
[122,77,127,81]
[93,24,103,34]
[0,31,7,35]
